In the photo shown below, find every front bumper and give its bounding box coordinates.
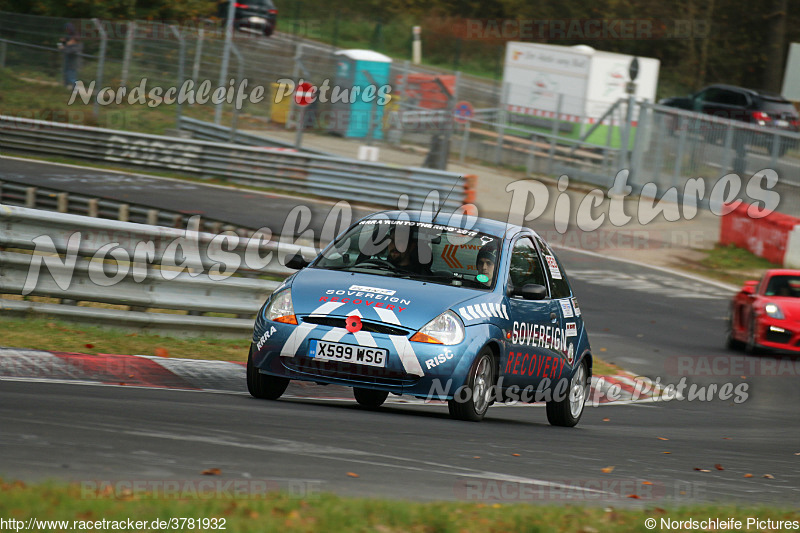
[755,317,800,353]
[252,316,494,399]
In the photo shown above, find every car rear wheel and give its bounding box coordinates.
[546,359,589,427]
[247,344,290,400]
[353,388,389,409]
[448,348,495,422]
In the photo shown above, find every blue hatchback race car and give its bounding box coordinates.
[247,211,592,426]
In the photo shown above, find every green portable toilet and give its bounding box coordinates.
[329,49,392,139]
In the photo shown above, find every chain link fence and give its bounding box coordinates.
[3,11,799,215]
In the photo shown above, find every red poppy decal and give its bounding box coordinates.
[346,315,362,333]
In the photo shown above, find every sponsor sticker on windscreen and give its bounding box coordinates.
[348,285,396,296]
[309,340,387,368]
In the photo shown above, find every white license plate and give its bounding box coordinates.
[248,16,266,23]
[777,119,789,127]
[309,340,387,367]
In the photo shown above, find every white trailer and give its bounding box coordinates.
[502,42,660,139]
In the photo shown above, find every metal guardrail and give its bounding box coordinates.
[0,116,469,212]
[178,117,337,157]
[0,205,317,336]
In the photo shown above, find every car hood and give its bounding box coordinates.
[289,268,491,331]
[766,297,800,321]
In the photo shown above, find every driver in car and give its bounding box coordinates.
[476,242,498,284]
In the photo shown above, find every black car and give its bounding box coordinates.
[659,84,799,156]
[218,0,278,37]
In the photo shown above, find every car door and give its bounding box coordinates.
[501,235,568,390]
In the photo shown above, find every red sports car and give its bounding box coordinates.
[728,269,800,354]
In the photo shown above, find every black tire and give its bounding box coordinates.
[744,319,761,356]
[546,359,589,427]
[448,347,495,422]
[247,344,289,400]
[725,312,744,351]
[353,387,389,409]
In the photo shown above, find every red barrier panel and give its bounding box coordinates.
[720,203,800,265]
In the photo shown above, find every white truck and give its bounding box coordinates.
[502,42,660,142]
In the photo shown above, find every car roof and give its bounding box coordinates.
[364,210,527,240]
[764,269,800,277]
[704,84,789,101]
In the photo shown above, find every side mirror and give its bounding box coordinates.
[519,283,547,300]
[286,252,310,270]
[741,280,758,296]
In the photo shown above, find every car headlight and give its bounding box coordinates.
[265,289,297,324]
[765,303,784,319]
[410,310,465,345]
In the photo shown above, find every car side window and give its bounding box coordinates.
[508,238,548,295]
[533,236,572,299]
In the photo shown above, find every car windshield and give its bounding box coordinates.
[312,219,501,290]
[764,275,800,297]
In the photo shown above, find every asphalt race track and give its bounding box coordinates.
[0,157,371,236]
[2,246,799,505]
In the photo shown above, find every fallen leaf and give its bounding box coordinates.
[473,456,480,459]
[641,481,653,485]
[662,452,671,454]
[653,508,667,514]
[626,494,640,499]
[154,347,169,358]
[511,453,521,457]
[722,437,731,440]
[744,474,753,478]
[492,503,502,508]
[602,418,610,422]
[346,472,359,478]
[694,468,710,473]
[201,468,221,476]
[601,466,615,473]
[657,437,669,441]
[85,343,95,349]
[600,348,607,352]
[714,464,724,471]
[763,474,775,479]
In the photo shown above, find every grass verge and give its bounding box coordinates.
[0,316,622,376]
[682,244,777,287]
[0,479,798,532]
[0,316,250,362]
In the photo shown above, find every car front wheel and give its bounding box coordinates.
[448,348,495,422]
[546,359,589,427]
[353,387,389,409]
[247,344,290,400]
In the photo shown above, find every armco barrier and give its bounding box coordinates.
[0,205,316,336]
[0,115,471,212]
[720,203,800,265]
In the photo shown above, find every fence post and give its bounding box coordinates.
[229,43,244,142]
[215,0,237,125]
[92,19,108,120]
[192,27,204,82]
[459,120,471,163]
[170,25,186,131]
[628,100,650,186]
[494,82,508,165]
[547,93,563,174]
[120,22,134,88]
[672,115,689,188]
[0,40,7,68]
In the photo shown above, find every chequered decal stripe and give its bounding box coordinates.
[458,303,508,322]
[280,300,423,376]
